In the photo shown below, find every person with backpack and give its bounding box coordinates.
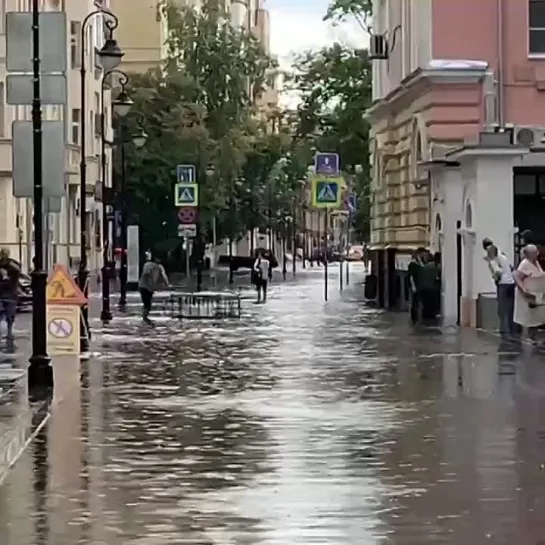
[138,254,169,325]
[0,248,20,341]
[252,248,270,303]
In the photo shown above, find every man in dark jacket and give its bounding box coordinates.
[0,248,20,340]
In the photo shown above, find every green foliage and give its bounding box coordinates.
[324,0,372,32]
[121,0,275,256]
[292,42,372,239]
[159,0,273,138]
[122,0,373,259]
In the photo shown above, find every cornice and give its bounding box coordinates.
[365,67,488,124]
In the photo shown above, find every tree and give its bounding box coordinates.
[324,0,372,32]
[122,0,276,260]
[292,42,372,239]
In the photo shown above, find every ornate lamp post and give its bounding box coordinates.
[114,106,147,307]
[79,9,123,353]
[100,70,132,323]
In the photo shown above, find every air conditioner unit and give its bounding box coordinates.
[369,34,389,60]
[512,125,545,147]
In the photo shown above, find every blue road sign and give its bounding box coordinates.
[176,164,196,183]
[315,152,339,176]
[312,178,341,208]
[174,183,198,206]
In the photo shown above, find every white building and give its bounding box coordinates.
[0,0,114,274]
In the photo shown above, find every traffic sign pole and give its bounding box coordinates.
[324,208,328,301]
[346,210,351,286]
[185,237,190,278]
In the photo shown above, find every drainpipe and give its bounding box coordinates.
[496,0,505,126]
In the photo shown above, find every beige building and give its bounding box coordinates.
[0,0,114,273]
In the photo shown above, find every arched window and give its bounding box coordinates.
[435,213,442,233]
[372,149,384,190]
[410,115,428,180]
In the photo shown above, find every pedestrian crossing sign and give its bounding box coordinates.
[311,177,343,208]
[174,183,198,206]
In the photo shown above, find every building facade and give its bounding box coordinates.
[0,0,112,273]
[368,0,545,321]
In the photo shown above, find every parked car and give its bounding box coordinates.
[347,245,364,261]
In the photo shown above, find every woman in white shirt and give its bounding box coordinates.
[484,242,515,337]
[513,244,545,341]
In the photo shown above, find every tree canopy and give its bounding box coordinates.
[120,0,372,261]
[292,40,372,238]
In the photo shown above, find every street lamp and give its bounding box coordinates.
[100,69,130,324]
[28,0,51,394]
[116,110,147,307]
[79,9,123,354]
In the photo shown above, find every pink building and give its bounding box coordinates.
[367,0,545,327]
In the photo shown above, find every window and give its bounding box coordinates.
[529,0,545,54]
[94,92,100,136]
[402,0,411,77]
[70,21,82,68]
[0,0,5,34]
[0,83,4,137]
[71,108,80,145]
[89,110,94,152]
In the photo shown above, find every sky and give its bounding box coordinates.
[267,0,365,68]
[266,0,366,106]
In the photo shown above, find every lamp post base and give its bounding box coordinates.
[119,263,127,307]
[28,355,53,403]
[100,264,112,323]
[28,268,52,395]
[77,267,90,353]
[100,309,112,323]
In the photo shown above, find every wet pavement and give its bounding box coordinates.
[2,264,545,543]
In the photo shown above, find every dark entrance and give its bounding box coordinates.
[513,168,545,266]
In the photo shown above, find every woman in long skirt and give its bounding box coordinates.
[513,244,545,341]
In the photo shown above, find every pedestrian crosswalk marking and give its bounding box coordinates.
[317,183,337,202]
[310,176,344,208]
[174,183,198,206]
[179,187,194,202]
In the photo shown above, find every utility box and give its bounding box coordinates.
[476,292,499,330]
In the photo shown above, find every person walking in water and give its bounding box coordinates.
[0,248,20,342]
[252,248,270,303]
[138,254,169,325]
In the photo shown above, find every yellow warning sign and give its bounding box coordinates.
[46,264,87,306]
[46,304,81,356]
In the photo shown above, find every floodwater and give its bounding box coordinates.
[2,264,545,544]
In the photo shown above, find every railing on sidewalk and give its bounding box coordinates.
[168,291,242,320]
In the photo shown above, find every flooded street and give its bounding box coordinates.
[2,265,545,544]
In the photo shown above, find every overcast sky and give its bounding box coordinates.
[266,0,366,105]
[267,0,365,67]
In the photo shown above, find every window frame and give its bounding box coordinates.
[71,108,81,146]
[529,0,545,56]
[70,20,82,68]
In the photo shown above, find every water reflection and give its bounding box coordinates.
[1,270,545,543]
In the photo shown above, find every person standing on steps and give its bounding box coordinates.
[408,247,425,324]
[0,248,20,342]
[513,244,545,343]
[482,238,515,338]
[138,254,169,325]
[252,248,270,303]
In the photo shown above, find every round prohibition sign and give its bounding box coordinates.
[178,206,196,224]
[48,317,73,338]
